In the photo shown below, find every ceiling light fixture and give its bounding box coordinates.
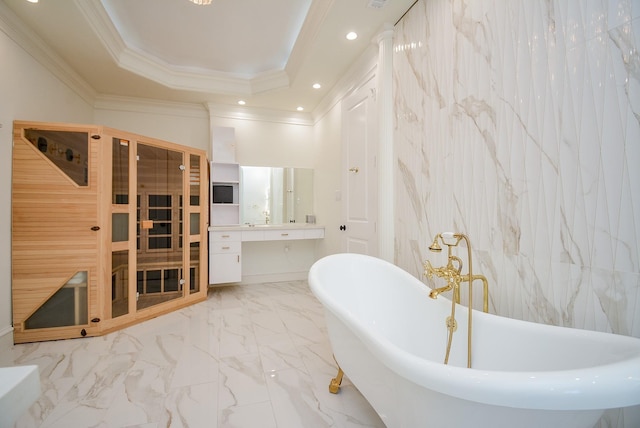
[296,107,304,111]
[238,100,246,105]
[188,0,212,5]
[346,32,358,41]
[312,83,321,89]
[26,0,38,3]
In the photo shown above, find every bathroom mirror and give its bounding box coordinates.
[240,166,313,225]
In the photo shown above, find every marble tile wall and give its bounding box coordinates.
[393,2,640,424]
[394,1,639,338]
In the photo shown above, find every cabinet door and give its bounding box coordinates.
[210,253,241,284]
[12,124,101,343]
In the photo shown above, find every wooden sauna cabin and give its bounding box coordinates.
[11,121,209,344]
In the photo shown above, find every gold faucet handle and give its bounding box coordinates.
[423,260,436,279]
[424,260,448,279]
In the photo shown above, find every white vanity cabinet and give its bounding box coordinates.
[209,230,242,284]
[208,225,325,284]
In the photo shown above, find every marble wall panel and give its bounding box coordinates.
[393,0,640,337]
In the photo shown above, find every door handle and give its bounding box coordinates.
[339,225,346,231]
[91,226,100,231]
[348,167,359,173]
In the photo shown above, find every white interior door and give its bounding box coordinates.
[341,76,378,255]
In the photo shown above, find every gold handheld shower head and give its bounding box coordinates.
[428,235,442,252]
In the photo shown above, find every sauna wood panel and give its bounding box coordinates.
[12,129,100,343]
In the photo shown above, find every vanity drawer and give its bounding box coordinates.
[211,240,241,254]
[304,228,325,239]
[242,229,264,241]
[210,230,241,242]
[263,229,305,241]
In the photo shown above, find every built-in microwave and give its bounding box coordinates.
[212,184,234,204]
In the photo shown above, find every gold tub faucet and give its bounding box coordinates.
[424,255,463,301]
[423,232,489,368]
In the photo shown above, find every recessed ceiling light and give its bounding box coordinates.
[346,32,358,41]
[26,0,38,3]
[312,83,321,89]
[238,100,246,105]
[296,107,304,111]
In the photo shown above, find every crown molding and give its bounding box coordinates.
[250,69,291,95]
[0,1,97,106]
[206,103,313,126]
[94,95,209,118]
[94,96,313,126]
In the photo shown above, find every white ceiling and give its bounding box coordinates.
[3,0,416,114]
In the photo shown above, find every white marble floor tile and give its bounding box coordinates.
[266,367,336,428]
[218,353,269,409]
[8,281,383,428]
[219,401,276,428]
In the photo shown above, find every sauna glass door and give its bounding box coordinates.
[136,143,185,310]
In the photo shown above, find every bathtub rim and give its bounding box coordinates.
[308,253,640,411]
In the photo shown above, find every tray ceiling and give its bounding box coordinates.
[3,0,415,113]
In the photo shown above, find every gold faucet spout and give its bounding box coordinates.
[429,284,453,299]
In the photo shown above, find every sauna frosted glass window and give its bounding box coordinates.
[25,129,89,186]
[190,213,200,235]
[25,271,88,329]
[112,213,129,242]
[112,251,129,318]
[189,242,200,294]
[190,154,201,206]
[112,138,129,204]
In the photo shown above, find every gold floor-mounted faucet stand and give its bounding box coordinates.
[424,233,489,368]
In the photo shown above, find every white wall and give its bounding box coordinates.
[311,104,343,258]
[94,97,210,153]
[210,114,315,167]
[0,27,94,348]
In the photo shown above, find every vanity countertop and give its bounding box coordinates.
[208,223,323,232]
[208,224,325,242]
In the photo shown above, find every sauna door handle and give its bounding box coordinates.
[91,226,100,231]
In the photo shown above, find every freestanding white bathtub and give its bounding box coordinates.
[308,253,640,428]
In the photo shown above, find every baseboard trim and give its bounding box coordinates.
[239,271,308,285]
